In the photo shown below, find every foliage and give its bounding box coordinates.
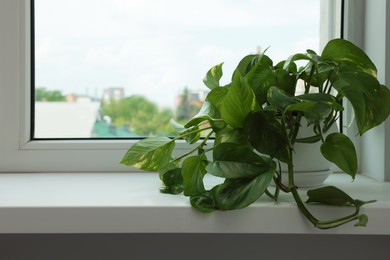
[35,87,66,102]
[102,95,175,136]
[121,39,390,229]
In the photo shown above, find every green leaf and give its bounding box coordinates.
[211,170,274,210]
[182,156,207,196]
[354,214,368,227]
[321,39,390,134]
[184,102,213,128]
[160,167,183,194]
[354,199,377,207]
[203,63,224,90]
[220,72,256,128]
[206,143,276,179]
[244,56,275,105]
[243,110,289,163]
[158,161,179,181]
[322,38,377,77]
[274,68,297,95]
[332,66,390,134]
[320,133,358,178]
[170,119,200,144]
[296,93,342,108]
[214,127,248,146]
[190,192,216,213]
[295,134,322,144]
[212,143,269,163]
[207,161,265,179]
[234,54,265,77]
[184,101,225,131]
[288,52,335,88]
[276,59,298,74]
[306,62,336,87]
[286,93,343,124]
[306,186,355,206]
[170,118,187,133]
[286,101,333,124]
[206,87,229,111]
[283,53,314,70]
[267,86,297,111]
[120,137,175,171]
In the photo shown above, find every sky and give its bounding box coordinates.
[35,0,320,109]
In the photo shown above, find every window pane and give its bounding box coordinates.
[34,0,320,138]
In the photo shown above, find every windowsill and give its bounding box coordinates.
[0,172,389,234]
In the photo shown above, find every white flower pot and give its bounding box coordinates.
[278,121,338,188]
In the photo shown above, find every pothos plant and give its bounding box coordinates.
[120,39,390,229]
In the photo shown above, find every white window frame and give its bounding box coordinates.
[342,0,390,182]
[0,0,389,179]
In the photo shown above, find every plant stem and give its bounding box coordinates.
[291,186,362,229]
[287,149,295,188]
[284,116,362,229]
[289,113,302,145]
[305,66,315,94]
[265,189,279,201]
[172,126,213,141]
[171,130,214,163]
[290,187,319,224]
[287,140,363,229]
[314,124,325,143]
[325,66,339,95]
[316,68,322,93]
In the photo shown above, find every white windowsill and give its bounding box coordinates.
[0,172,389,234]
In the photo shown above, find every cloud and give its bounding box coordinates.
[35,0,321,108]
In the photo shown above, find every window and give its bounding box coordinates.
[33,0,323,139]
[0,0,389,179]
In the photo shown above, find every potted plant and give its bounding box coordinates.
[120,39,390,229]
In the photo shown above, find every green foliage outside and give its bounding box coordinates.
[102,88,203,137]
[35,87,66,101]
[102,95,175,136]
[34,86,203,137]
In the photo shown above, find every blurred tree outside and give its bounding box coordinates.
[34,87,205,137]
[35,87,66,101]
[102,95,175,136]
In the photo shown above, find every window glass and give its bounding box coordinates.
[34,0,320,139]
